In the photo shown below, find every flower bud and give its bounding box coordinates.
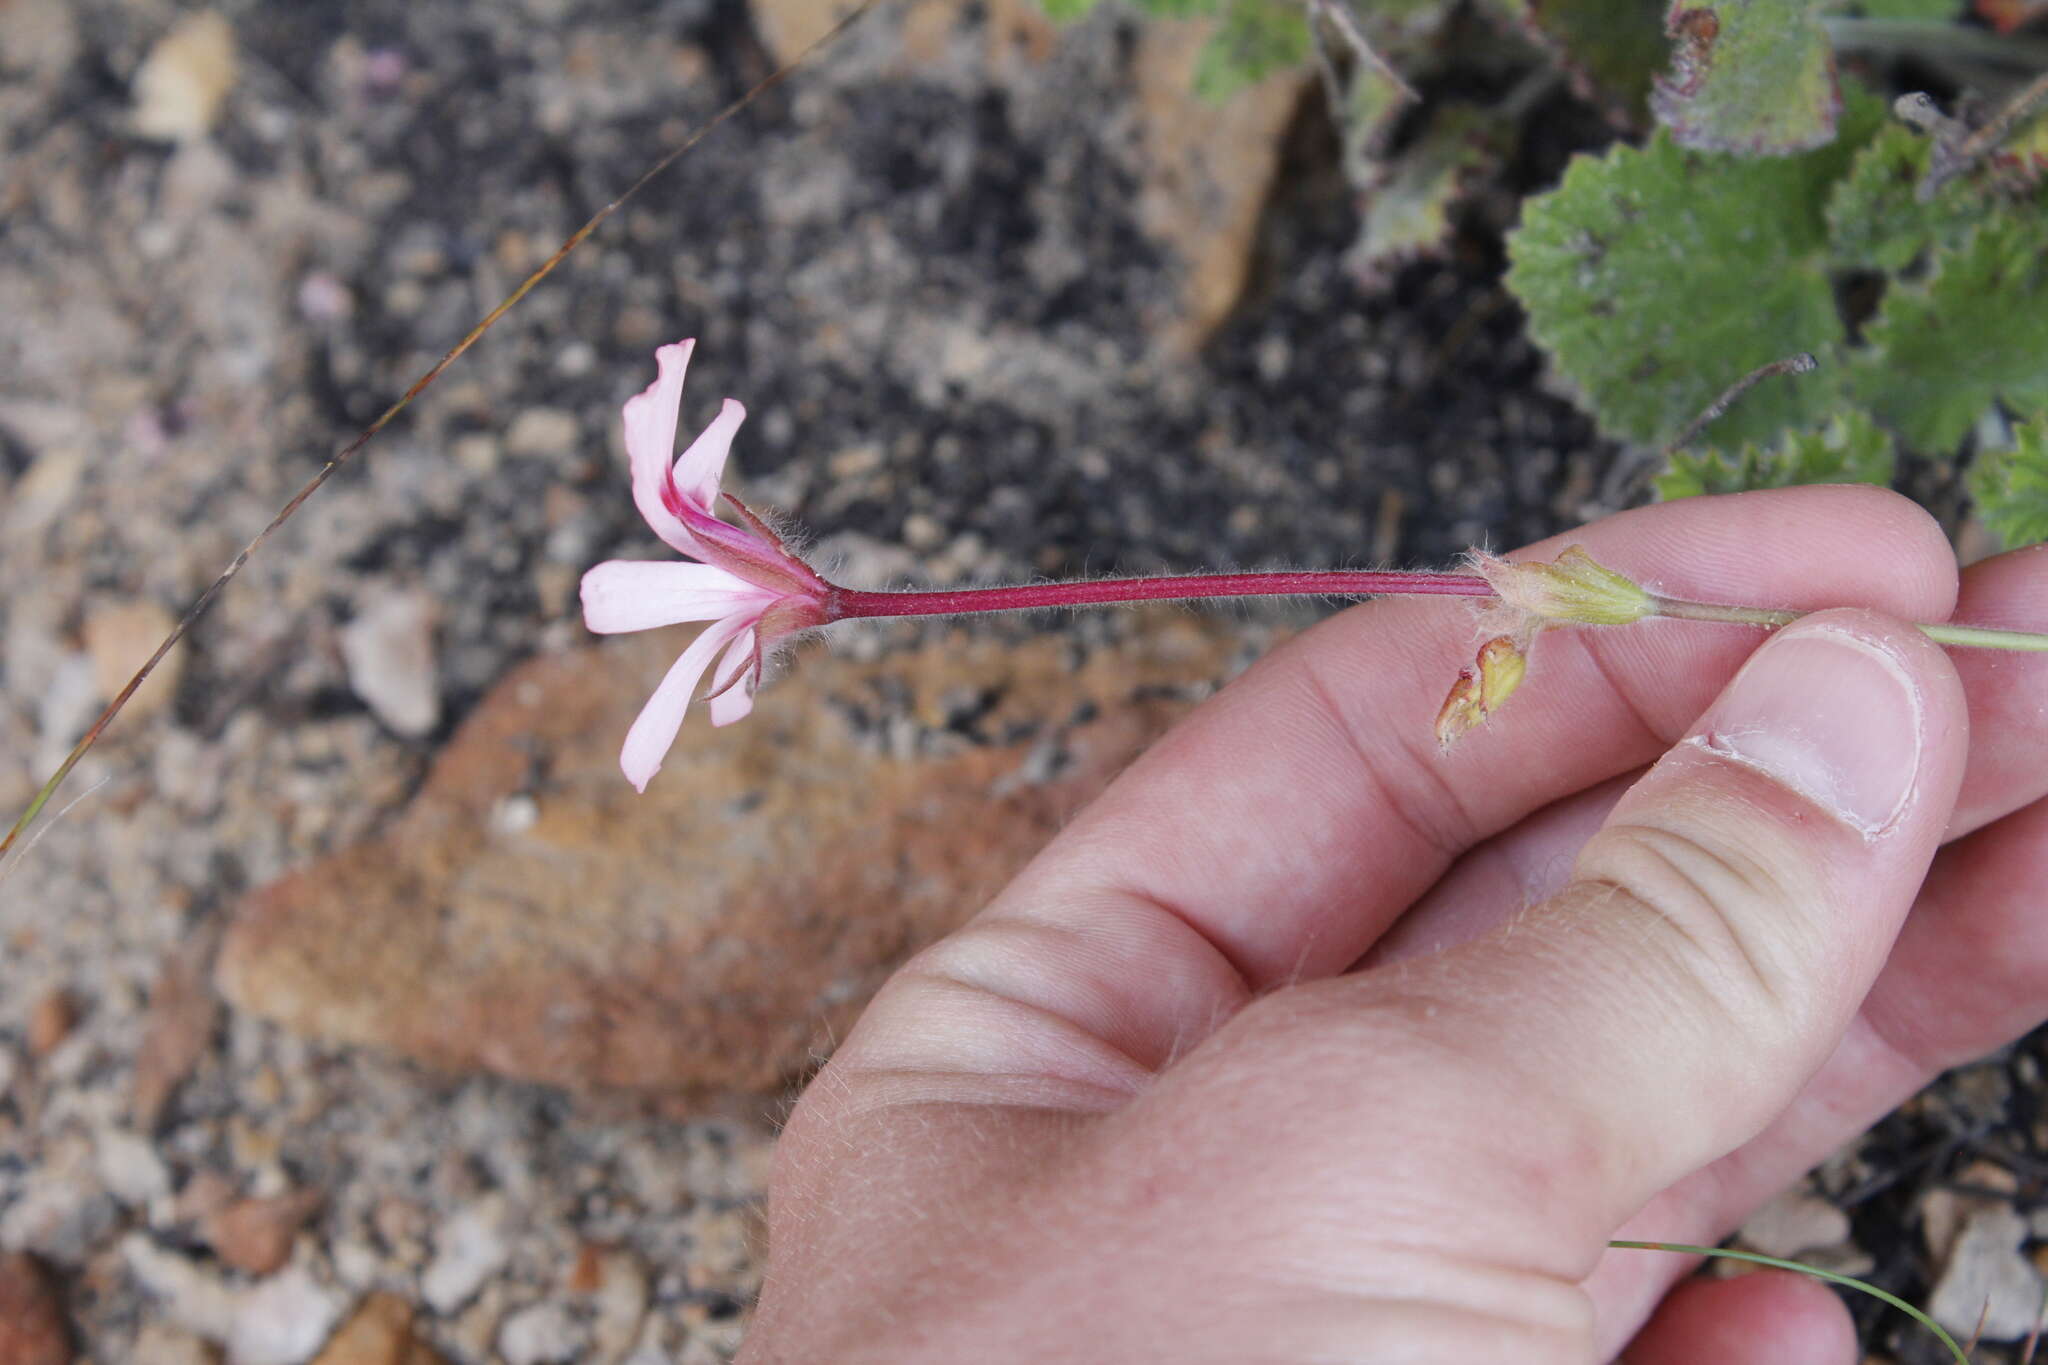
[1434,636,1527,748]
[1474,546,1653,627]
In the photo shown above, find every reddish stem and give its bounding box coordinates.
[832,569,1493,620]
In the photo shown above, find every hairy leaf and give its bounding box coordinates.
[1651,0,1840,154]
[1507,101,1879,446]
[1486,0,1667,120]
[1194,0,1311,100]
[1827,121,2000,271]
[1349,105,1506,276]
[1855,215,2048,452]
[1658,408,1895,497]
[1969,419,2048,547]
[1330,0,1457,178]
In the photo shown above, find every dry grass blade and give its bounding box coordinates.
[1663,352,1820,456]
[2020,1282,2047,1365]
[0,0,884,866]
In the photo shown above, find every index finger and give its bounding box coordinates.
[842,486,1958,1090]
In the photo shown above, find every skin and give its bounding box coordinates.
[738,486,2048,1364]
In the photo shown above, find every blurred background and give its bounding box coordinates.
[2,1,2037,1361]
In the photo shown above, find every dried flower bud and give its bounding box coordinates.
[1473,546,1653,627]
[1434,636,1527,748]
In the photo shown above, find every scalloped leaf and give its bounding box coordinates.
[1332,0,1457,178]
[1826,121,2001,272]
[1486,0,1668,121]
[1969,418,2048,548]
[1193,0,1311,101]
[1650,0,1841,155]
[1657,407,1895,497]
[1506,99,1880,446]
[1854,215,2048,452]
[1348,105,1506,277]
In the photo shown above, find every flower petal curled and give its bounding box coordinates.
[619,612,757,792]
[625,339,699,555]
[706,626,759,727]
[671,398,746,514]
[581,560,776,634]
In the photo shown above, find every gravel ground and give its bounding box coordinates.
[2,1,2044,1361]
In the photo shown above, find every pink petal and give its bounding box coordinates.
[618,611,756,792]
[581,560,775,635]
[671,398,746,512]
[625,339,699,555]
[706,627,759,727]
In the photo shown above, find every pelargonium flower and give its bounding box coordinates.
[581,339,832,791]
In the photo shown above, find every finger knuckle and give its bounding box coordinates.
[1574,819,1814,1035]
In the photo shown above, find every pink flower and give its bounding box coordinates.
[581,340,832,791]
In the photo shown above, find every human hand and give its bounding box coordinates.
[740,486,2048,1364]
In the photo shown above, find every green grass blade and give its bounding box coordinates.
[1608,1240,1970,1365]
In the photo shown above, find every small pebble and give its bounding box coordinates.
[496,1301,584,1365]
[504,409,580,460]
[1930,1204,2044,1342]
[26,990,75,1058]
[95,1128,171,1208]
[419,1198,510,1316]
[339,591,440,738]
[202,1189,325,1278]
[131,11,238,143]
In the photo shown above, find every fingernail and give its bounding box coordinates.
[1692,624,1925,836]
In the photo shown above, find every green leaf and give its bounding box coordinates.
[1658,407,1895,498]
[1826,121,2001,271]
[1038,0,1102,21]
[1854,214,2048,452]
[1650,0,1840,155]
[1506,99,1881,447]
[1485,0,1667,121]
[1969,418,2048,548]
[1348,105,1506,275]
[1192,0,1311,101]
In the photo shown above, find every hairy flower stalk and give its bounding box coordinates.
[586,339,2048,788]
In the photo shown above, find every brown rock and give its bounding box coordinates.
[218,619,1246,1094]
[311,1293,445,1365]
[0,1253,72,1365]
[25,989,74,1058]
[132,930,220,1130]
[199,1188,324,1277]
[1133,21,1313,350]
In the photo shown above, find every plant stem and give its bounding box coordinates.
[1824,16,2048,68]
[836,573,2048,654]
[832,570,1496,619]
[1653,595,2048,652]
